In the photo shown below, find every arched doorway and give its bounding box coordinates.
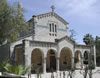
[31,48,43,73]
[59,47,72,71]
[16,47,23,65]
[46,49,56,72]
[83,51,89,65]
[74,50,82,69]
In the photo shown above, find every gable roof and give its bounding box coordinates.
[55,35,75,44]
[29,12,69,25]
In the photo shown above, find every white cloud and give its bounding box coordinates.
[54,0,100,29]
[54,0,100,44]
[54,0,100,19]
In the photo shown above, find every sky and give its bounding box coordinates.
[7,0,100,44]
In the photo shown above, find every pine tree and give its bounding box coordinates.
[0,0,28,45]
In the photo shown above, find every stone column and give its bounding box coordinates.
[10,46,14,57]
[56,57,59,72]
[24,53,31,75]
[23,40,31,67]
[43,57,46,74]
[9,45,17,64]
[24,53,31,67]
[81,56,84,69]
[93,46,96,66]
[71,56,74,69]
[72,47,75,70]
[23,40,31,75]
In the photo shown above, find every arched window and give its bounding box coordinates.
[49,23,57,36]
[49,24,51,32]
[52,23,54,32]
[55,25,57,32]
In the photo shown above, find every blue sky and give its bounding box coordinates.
[7,0,100,44]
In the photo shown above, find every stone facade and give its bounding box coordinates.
[9,6,96,74]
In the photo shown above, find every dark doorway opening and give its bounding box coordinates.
[46,49,56,72]
[50,56,56,71]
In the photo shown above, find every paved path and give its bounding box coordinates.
[26,67,100,78]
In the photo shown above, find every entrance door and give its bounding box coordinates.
[46,49,56,72]
[50,56,56,71]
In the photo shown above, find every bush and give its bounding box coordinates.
[0,60,9,72]
[88,62,95,69]
[96,55,100,66]
[5,64,31,75]
[0,60,31,76]
[83,60,88,65]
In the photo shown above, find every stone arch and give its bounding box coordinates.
[59,47,72,71]
[74,50,82,69]
[15,47,23,65]
[46,49,56,72]
[83,51,89,65]
[31,48,44,73]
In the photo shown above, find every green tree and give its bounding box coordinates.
[95,36,100,66]
[83,34,96,78]
[95,36,100,54]
[0,0,28,45]
[83,34,94,45]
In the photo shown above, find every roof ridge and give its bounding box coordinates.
[31,12,69,25]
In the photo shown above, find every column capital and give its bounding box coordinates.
[23,39,30,48]
[24,53,28,56]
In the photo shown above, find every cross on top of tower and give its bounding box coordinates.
[51,5,55,13]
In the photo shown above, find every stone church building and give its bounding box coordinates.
[9,6,96,74]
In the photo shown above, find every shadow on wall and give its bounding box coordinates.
[0,45,10,63]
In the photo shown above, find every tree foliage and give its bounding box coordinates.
[95,36,100,66]
[83,34,100,66]
[95,36,100,54]
[0,0,28,45]
[83,34,100,54]
[83,34,94,45]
